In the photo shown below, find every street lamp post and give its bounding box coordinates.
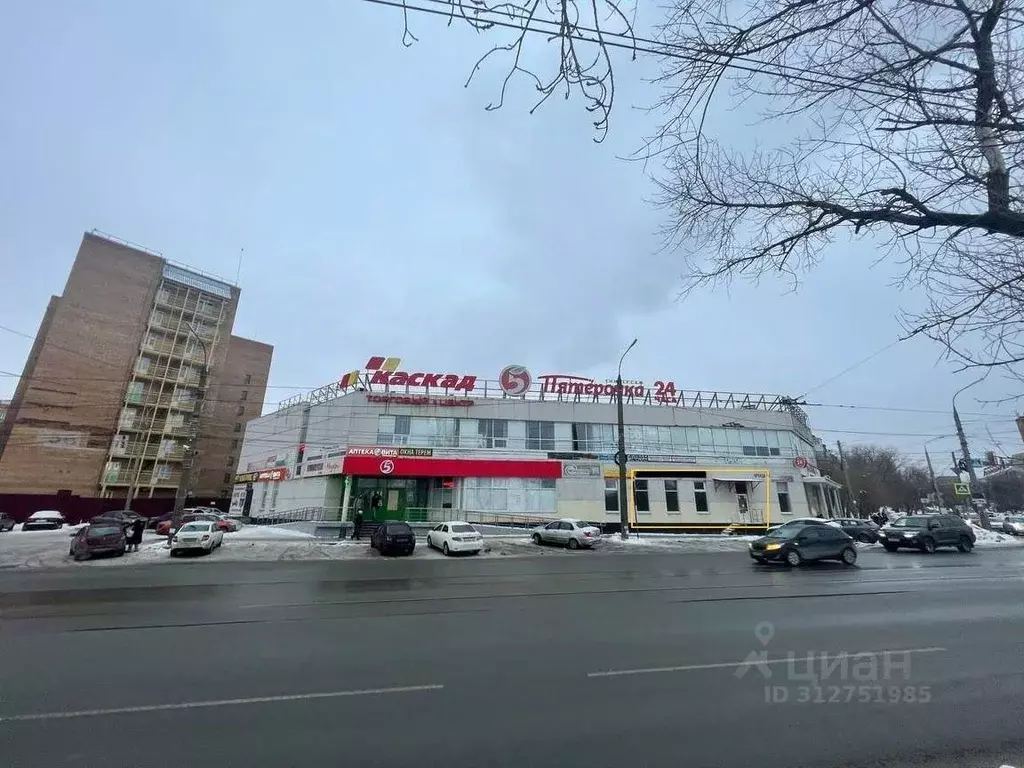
[952,376,989,528]
[616,338,637,540]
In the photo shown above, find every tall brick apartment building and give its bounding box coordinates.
[0,231,273,501]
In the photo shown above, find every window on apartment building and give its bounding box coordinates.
[604,479,619,512]
[525,421,555,451]
[477,419,508,448]
[227,456,235,467]
[634,479,650,513]
[223,473,232,484]
[236,405,245,416]
[244,373,252,385]
[233,423,241,433]
[240,390,248,401]
[126,381,144,404]
[232,439,239,449]
[665,480,680,513]
[694,481,709,513]
[777,481,792,514]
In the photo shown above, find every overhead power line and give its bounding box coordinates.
[362,0,950,107]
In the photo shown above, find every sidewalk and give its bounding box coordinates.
[1,523,1020,569]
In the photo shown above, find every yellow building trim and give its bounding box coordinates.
[599,465,780,527]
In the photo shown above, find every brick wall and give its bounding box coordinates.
[195,334,274,497]
[0,234,162,494]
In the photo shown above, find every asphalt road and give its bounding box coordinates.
[3,547,1024,768]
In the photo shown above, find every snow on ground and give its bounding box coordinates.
[229,525,317,541]
[1,521,1021,568]
[969,523,1023,547]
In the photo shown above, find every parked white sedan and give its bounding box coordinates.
[426,521,484,556]
[169,521,224,556]
[532,519,602,549]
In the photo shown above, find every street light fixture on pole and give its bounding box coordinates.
[172,324,209,526]
[952,375,989,528]
[616,338,637,540]
[922,433,953,511]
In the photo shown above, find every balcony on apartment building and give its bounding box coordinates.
[111,441,187,462]
[102,469,183,488]
[154,291,226,323]
[117,413,193,437]
[125,386,198,411]
[141,337,208,362]
[133,360,202,385]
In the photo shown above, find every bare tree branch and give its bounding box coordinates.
[381,0,1024,374]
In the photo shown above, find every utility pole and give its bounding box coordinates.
[836,441,853,516]
[172,329,209,525]
[616,339,637,540]
[953,403,989,528]
[924,446,943,510]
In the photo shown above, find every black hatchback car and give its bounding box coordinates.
[750,521,858,567]
[370,522,416,556]
[877,514,975,553]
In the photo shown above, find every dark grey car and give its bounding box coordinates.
[750,522,858,567]
[0,513,15,532]
[69,524,127,561]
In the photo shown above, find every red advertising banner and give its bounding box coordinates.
[342,455,562,479]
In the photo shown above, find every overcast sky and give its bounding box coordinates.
[1,0,1021,471]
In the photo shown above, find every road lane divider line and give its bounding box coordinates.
[0,684,445,723]
[587,647,947,678]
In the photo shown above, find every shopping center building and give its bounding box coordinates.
[230,357,845,531]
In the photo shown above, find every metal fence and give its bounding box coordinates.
[250,506,571,529]
[247,506,331,526]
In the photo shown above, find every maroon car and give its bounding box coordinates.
[69,524,127,561]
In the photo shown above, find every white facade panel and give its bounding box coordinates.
[233,388,841,526]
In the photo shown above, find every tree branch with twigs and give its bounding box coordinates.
[383,0,1024,376]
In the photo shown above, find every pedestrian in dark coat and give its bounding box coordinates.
[352,510,364,540]
[128,518,145,552]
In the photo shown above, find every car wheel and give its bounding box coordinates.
[169,549,178,557]
[957,536,974,553]
[532,533,542,545]
[784,549,802,567]
[920,537,937,554]
[567,538,580,550]
[442,542,451,556]
[73,551,88,562]
[883,543,899,552]
[841,547,857,566]
[857,533,873,544]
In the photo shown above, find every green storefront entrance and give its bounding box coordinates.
[348,476,455,522]
[350,477,434,522]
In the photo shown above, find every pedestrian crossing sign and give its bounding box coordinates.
[953,483,971,497]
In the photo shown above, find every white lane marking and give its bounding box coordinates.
[587,647,947,678]
[0,684,444,723]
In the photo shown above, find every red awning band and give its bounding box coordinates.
[341,455,562,479]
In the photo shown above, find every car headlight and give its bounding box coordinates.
[765,543,782,551]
